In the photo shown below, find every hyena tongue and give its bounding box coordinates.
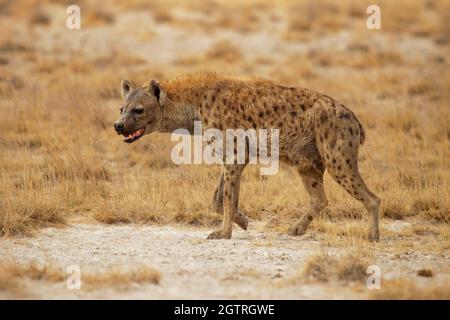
[133,129,144,137]
[130,131,138,139]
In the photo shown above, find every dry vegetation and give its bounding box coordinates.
[370,278,450,300]
[0,261,66,293]
[0,0,449,299]
[82,266,161,290]
[0,260,160,296]
[301,251,369,283]
[295,250,450,299]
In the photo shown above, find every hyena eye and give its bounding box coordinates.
[119,107,123,114]
[134,108,144,115]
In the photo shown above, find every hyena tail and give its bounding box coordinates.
[355,116,365,145]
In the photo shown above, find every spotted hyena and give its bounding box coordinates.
[113,73,381,241]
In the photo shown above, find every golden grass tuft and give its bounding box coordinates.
[370,278,450,300]
[302,251,369,283]
[0,261,160,295]
[0,261,66,293]
[82,266,161,290]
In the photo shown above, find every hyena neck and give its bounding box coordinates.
[157,88,202,134]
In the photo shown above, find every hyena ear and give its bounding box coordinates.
[147,80,167,106]
[121,79,135,100]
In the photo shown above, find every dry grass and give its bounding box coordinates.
[0,261,66,293]
[0,0,448,248]
[0,261,160,295]
[370,278,450,300]
[82,266,161,290]
[301,251,369,283]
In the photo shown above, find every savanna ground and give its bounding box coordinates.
[0,0,449,299]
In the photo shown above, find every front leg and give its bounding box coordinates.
[207,164,245,239]
[212,171,248,230]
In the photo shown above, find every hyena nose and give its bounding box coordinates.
[114,122,124,133]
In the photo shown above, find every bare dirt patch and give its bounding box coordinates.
[1,220,448,299]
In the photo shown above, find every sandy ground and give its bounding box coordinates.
[1,220,448,299]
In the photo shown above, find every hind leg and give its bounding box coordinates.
[315,107,380,241]
[212,171,248,230]
[289,162,328,236]
[326,157,381,241]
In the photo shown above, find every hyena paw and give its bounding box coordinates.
[288,215,312,236]
[288,223,309,236]
[207,230,232,240]
[367,228,380,242]
[235,211,248,230]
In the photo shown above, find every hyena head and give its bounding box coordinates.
[113,79,167,143]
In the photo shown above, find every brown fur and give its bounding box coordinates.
[114,73,381,241]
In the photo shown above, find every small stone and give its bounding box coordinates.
[417,268,433,277]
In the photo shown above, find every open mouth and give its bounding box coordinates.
[122,128,145,143]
